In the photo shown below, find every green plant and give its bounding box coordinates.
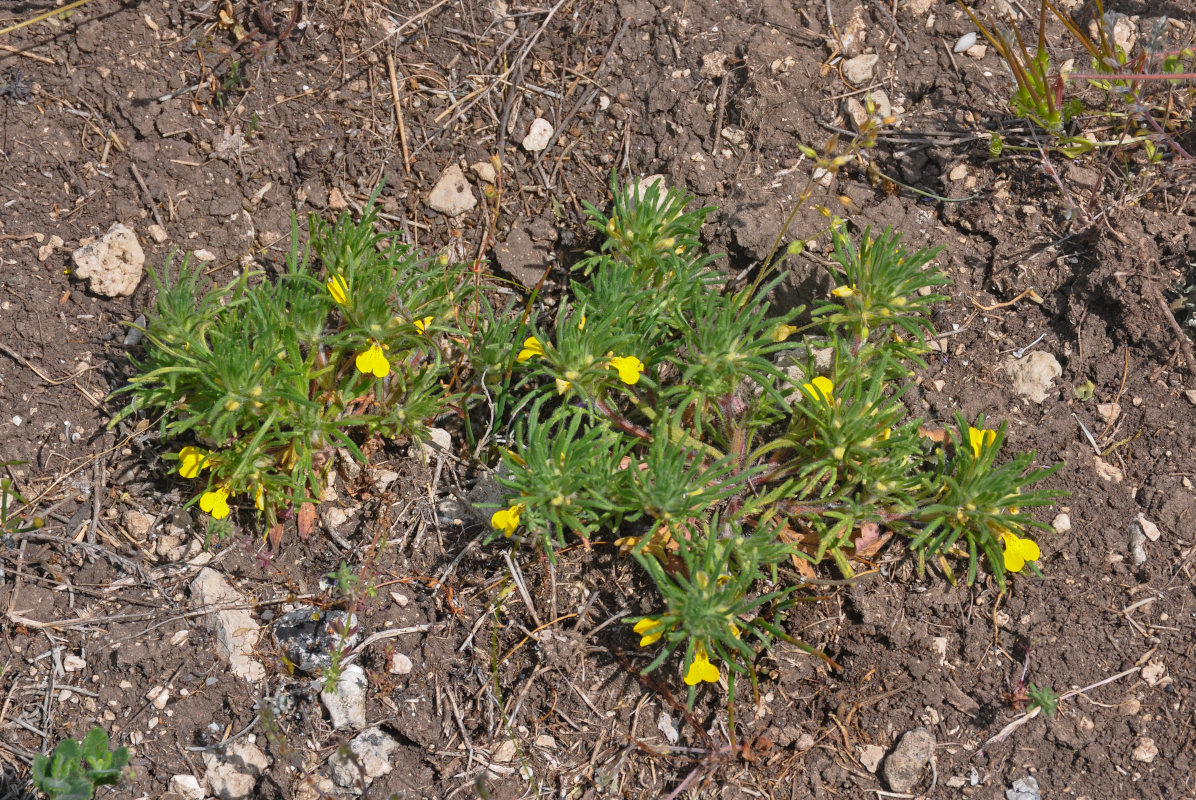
[216,59,248,108]
[480,176,1063,703]
[32,727,128,800]
[1,464,43,534]
[109,191,471,543]
[961,0,1196,160]
[958,0,1083,133]
[1026,682,1060,717]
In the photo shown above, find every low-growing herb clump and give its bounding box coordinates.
[112,175,1062,705]
[111,196,471,544]
[485,177,1062,702]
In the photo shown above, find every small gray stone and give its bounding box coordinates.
[883,727,935,793]
[421,427,452,458]
[121,510,155,539]
[389,652,413,675]
[331,726,399,787]
[427,164,477,216]
[521,118,554,152]
[471,160,497,183]
[71,223,145,297]
[321,664,368,730]
[841,53,879,84]
[954,32,977,53]
[1006,775,1041,800]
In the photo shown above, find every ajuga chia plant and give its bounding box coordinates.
[484,176,1062,705]
[110,191,471,542]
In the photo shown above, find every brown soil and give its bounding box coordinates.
[0,1,1194,798]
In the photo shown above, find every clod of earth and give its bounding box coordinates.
[202,740,269,800]
[859,743,885,773]
[1006,775,1041,800]
[70,222,144,297]
[1132,737,1159,763]
[1006,351,1062,404]
[331,726,399,788]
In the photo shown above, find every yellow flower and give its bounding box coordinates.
[200,486,232,520]
[254,484,265,512]
[772,323,798,342]
[633,617,668,647]
[684,641,721,685]
[802,375,834,404]
[517,336,545,363]
[326,274,349,305]
[968,426,996,458]
[178,446,211,479]
[355,342,391,378]
[831,284,856,298]
[1001,530,1041,572]
[609,355,645,385]
[414,316,434,334]
[490,503,525,538]
[577,314,587,331]
[554,377,572,395]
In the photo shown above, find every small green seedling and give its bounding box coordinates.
[1,464,43,535]
[1026,682,1060,717]
[32,727,128,800]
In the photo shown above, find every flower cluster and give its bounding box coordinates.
[175,447,267,520]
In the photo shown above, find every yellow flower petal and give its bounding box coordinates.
[968,426,996,459]
[517,336,545,363]
[178,446,211,479]
[803,375,834,404]
[326,274,349,306]
[609,355,645,385]
[772,323,798,343]
[684,642,721,685]
[554,377,572,395]
[490,503,524,538]
[831,284,856,298]
[355,343,391,378]
[254,485,265,512]
[633,618,666,647]
[200,487,232,520]
[414,316,434,334]
[1001,531,1041,572]
[577,314,586,331]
